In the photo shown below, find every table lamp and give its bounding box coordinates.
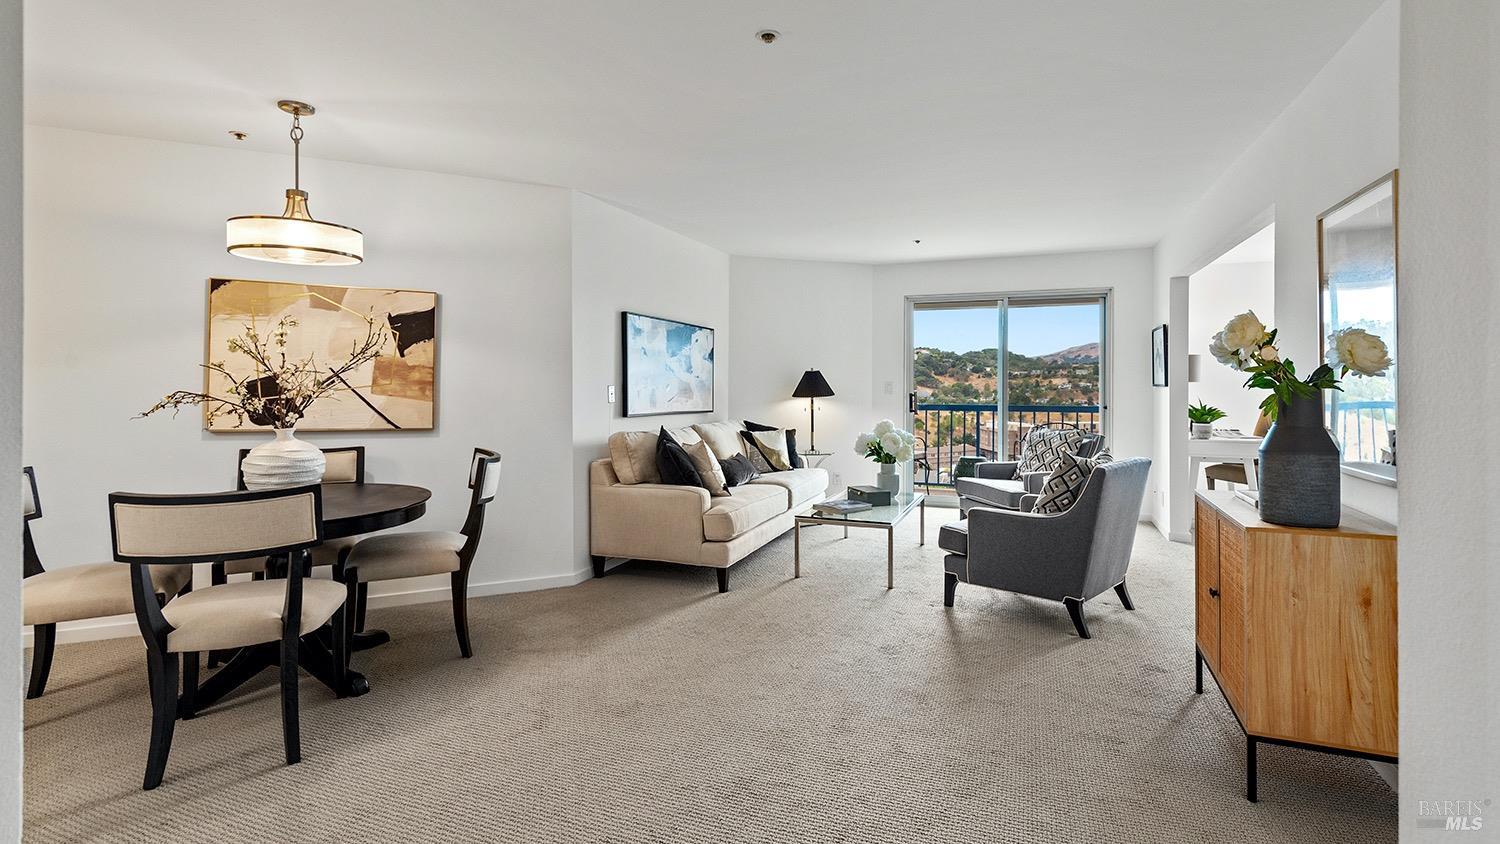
[792,369,835,451]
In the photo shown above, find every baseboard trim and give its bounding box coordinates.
[22,566,595,648]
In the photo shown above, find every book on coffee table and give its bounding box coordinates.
[813,499,873,515]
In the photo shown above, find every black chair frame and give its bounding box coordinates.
[336,448,500,660]
[108,484,341,790]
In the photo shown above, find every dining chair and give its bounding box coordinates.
[208,446,367,667]
[20,466,191,699]
[339,448,500,658]
[108,484,348,790]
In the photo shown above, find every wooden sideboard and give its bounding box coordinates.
[1193,490,1397,801]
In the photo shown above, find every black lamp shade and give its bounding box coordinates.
[792,369,835,398]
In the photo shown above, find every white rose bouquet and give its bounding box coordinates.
[1209,310,1391,419]
[855,419,916,464]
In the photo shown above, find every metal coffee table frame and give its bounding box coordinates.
[793,493,926,589]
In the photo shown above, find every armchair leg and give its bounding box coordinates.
[208,563,228,667]
[451,570,473,658]
[1114,579,1136,610]
[27,623,56,699]
[331,605,349,695]
[1064,597,1091,639]
[591,555,607,578]
[716,568,729,594]
[142,651,179,790]
[943,572,958,607]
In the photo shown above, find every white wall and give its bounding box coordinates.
[569,193,730,564]
[23,126,580,641]
[1186,260,1274,434]
[728,257,874,494]
[1,0,24,834]
[1153,0,1399,537]
[872,249,1158,501]
[1397,0,1499,832]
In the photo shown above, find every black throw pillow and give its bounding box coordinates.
[719,453,761,487]
[655,427,705,488]
[742,420,804,469]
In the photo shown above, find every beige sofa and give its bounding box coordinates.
[589,422,828,592]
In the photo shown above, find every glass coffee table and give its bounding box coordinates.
[793,492,926,589]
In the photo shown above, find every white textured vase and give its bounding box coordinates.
[875,462,901,495]
[1190,422,1214,440]
[240,428,327,490]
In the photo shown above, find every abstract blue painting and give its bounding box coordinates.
[622,312,715,417]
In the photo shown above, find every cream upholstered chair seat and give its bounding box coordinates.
[160,579,348,653]
[222,536,359,576]
[344,531,466,582]
[23,562,191,626]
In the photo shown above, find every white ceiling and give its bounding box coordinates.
[24,1,1382,263]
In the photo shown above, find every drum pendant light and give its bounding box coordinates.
[226,100,363,266]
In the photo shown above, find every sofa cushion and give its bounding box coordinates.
[692,421,744,460]
[719,453,760,487]
[703,484,788,541]
[743,420,803,468]
[742,429,793,471]
[955,476,1027,510]
[1033,451,1111,514]
[608,430,660,485]
[938,520,969,555]
[748,467,828,508]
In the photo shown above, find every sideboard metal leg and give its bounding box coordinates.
[1246,736,1259,803]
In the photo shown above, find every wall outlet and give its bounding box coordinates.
[829,471,842,490]
[607,385,616,403]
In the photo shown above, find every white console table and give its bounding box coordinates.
[1187,435,1263,491]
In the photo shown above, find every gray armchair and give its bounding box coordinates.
[956,430,1105,513]
[939,457,1150,638]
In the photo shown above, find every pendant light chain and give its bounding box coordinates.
[290,112,303,191]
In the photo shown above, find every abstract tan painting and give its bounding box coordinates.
[205,278,437,431]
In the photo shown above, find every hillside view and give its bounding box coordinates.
[913,342,1100,406]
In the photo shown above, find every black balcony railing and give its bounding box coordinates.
[912,403,1102,488]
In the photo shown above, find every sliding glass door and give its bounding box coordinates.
[911,293,1106,489]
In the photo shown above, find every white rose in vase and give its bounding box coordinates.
[1220,310,1269,355]
[1208,331,1243,371]
[854,433,874,453]
[880,431,904,455]
[872,419,895,436]
[1327,328,1392,377]
[1259,344,1281,363]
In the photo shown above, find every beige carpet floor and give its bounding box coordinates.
[22,519,1396,842]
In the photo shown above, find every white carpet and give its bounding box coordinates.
[22,518,1396,842]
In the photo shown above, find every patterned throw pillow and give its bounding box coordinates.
[1014,427,1086,478]
[1033,451,1112,514]
[741,429,793,471]
[685,440,730,496]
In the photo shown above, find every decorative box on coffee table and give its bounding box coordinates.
[1193,490,1397,802]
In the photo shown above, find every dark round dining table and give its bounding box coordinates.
[189,482,432,709]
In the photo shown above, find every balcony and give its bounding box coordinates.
[912,403,1102,488]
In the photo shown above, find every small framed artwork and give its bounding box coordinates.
[1151,324,1168,386]
[621,311,715,417]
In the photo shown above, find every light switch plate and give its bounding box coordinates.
[607,385,616,403]
[883,381,894,395]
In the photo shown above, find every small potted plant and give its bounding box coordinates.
[854,419,916,495]
[141,311,388,489]
[1187,400,1226,439]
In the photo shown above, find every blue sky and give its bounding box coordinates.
[914,304,1100,356]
